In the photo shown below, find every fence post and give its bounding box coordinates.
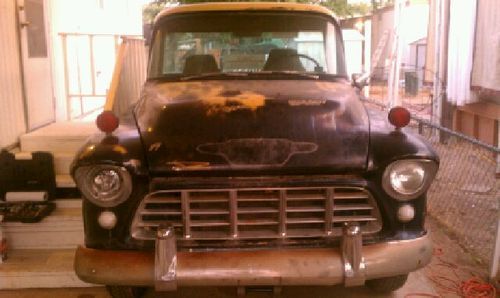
[490,205,500,284]
[494,122,500,283]
[497,122,500,178]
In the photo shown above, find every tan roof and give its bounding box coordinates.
[155,2,337,23]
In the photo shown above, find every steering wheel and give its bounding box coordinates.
[297,53,324,72]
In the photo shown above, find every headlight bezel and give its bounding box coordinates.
[382,159,438,201]
[74,165,132,207]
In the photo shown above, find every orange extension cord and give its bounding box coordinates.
[405,248,497,298]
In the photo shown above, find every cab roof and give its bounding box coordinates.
[155,2,337,23]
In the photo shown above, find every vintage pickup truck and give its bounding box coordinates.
[71,2,439,297]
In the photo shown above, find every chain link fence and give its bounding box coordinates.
[365,94,500,275]
[410,118,499,265]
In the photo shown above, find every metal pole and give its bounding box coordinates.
[388,0,403,108]
[61,34,71,121]
[493,122,500,282]
[432,0,443,126]
[496,122,500,177]
[89,35,96,96]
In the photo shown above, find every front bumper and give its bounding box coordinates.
[74,226,432,289]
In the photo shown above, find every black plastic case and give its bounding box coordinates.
[0,150,56,201]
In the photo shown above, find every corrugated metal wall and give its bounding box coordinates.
[113,38,148,117]
[0,0,27,149]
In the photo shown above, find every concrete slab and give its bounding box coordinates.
[0,270,438,298]
[3,216,492,297]
[0,249,92,289]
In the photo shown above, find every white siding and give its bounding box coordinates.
[471,0,500,95]
[446,0,477,106]
[0,0,27,148]
[342,29,364,76]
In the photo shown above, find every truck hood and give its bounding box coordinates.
[134,79,369,175]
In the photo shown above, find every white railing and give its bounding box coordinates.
[60,33,147,120]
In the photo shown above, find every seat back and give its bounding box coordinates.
[183,54,220,75]
[262,48,305,72]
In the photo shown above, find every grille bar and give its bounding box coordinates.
[279,189,287,237]
[229,190,238,238]
[131,186,382,242]
[181,191,190,238]
[325,188,334,235]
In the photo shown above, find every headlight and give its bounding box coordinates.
[74,165,132,207]
[382,159,438,201]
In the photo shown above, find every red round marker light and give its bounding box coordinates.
[96,111,119,133]
[388,107,410,129]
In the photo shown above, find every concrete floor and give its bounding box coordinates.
[1,217,489,298]
[0,269,436,298]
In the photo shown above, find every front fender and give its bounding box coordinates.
[70,123,150,249]
[70,124,148,177]
[369,129,439,170]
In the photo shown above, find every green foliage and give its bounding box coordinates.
[323,1,372,18]
[143,1,168,23]
[142,0,394,23]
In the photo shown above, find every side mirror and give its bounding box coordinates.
[351,73,370,89]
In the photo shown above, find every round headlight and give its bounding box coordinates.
[91,169,121,199]
[390,161,425,195]
[74,165,132,207]
[382,159,438,201]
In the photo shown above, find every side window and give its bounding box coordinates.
[148,30,163,78]
[25,0,48,58]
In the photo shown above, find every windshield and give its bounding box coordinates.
[148,12,346,79]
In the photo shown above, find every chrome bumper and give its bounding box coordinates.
[74,227,432,290]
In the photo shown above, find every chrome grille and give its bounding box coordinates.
[131,187,382,241]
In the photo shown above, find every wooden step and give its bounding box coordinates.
[20,122,98,153]
[2,206,83,250]
[54,198,82,209]
[53,152,75,175]
[57,174,76,188]
[0,248,95,288]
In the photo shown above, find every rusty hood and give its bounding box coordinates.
[134,79,369,175]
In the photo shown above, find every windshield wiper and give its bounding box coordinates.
[255,71,320,79]
[180,72,249,81]
[172,71,344,81]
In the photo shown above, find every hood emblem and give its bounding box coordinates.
[288,99,327,106]
[197,138,317,167]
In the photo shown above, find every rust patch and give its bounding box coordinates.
[149,142,162,152]
[219,90,242,97]
[166,161,211,171]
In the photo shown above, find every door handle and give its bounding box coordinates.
[20,21,30,28]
